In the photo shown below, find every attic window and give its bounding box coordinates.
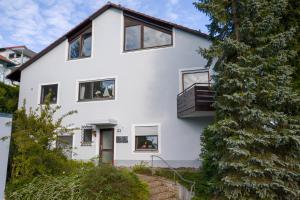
[124,16,172,51]
[68,26,92,60]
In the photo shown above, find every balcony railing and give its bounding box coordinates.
[177,83,215,118]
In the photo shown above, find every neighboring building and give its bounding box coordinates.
[0,46,36,85]
[7,3,215,168]
[0,55,15,85]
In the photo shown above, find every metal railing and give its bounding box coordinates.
[178,82,212,97]
[150,155,195,197]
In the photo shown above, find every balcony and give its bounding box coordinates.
[177,83,215,118]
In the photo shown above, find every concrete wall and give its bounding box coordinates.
[18,8,213,167]
[0,113,12,200]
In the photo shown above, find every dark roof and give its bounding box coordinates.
[7,2,209,81]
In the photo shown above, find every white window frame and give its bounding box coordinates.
[131,123,161,154]
[37,82,60,105]
[178,68,210,92]
[75,76,118,103]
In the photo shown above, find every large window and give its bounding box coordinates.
[124,16,172,51]
[40,84,58,104]
[78,79,115,101]
[68,27,92,60]
[134,125,158,151]
[182,70,209,90]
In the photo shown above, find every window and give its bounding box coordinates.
[134,125,158,151]
[68,27,92,59]
[56,135,73,159]
[82,128,93,145]
[124,16,172,51]
[16,53,22,58]
[40,84,58,104]
[8,53,15,59]
[78,79,115,101]
[182,70,209,90]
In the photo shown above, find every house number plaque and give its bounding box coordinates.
[116,136,128,143]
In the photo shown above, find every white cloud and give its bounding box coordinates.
[0,0,206,52]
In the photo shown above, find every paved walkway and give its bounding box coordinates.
[137,174,179,200]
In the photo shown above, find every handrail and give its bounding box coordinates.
[150,155,195,198]
[177,82,212,97]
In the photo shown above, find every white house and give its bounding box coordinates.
[0,46,36,85]
[7,3,215,168]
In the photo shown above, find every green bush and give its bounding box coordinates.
[0,82,19,113]
[81,165,149,200]
[132,161,152,175]
[8,99,78,187]
[7,174,85,200]
[7,165,149,200]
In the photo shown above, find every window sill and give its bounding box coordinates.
[77,98,115,103]
[134,150,159,153]
[81,142,92,146]
[123,44,173,53]
[67,56,92,61]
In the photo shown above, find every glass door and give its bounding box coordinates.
[100,129,114,164]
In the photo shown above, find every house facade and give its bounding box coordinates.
[0,46,36,85]
[7,3,214,168]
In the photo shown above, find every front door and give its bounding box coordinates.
[100,128,114,164]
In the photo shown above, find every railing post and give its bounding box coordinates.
[151,155,154,175]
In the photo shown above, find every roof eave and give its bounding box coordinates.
[7,2,210,82]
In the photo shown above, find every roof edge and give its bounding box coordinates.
[7,2,210,82]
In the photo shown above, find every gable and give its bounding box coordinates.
[7,2,210,82]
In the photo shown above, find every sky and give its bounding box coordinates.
[0,0,210,53]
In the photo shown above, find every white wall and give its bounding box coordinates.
[18,8,213,167]
[0,114,12,200]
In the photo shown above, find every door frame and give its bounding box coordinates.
[99,128,114,165]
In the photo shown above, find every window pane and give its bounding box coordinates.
[183,71,209,90]
[83,129,92,143]
[79,82,92,100]
[57,136,73,159]
[144,26,172,48]
[41,84,58,104]
[93,80,115,99]
[125,25,141,51]
[82,32,92,57]
[69,38,80,59]
[135,135,158,150]
[9,53,15,59]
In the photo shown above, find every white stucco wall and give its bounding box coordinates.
[0,114,12,200]
[18,8,213,168]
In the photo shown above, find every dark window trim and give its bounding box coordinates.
[40,83,58,105]
[68,24,92,60]
[124,15,173,52]
[77,78,116,102]
[135,135,158,152]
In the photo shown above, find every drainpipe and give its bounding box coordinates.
[21,49,24,65]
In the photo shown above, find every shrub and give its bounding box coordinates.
[0,82,19,113]
[8,99,77,187]
[132,161,152,175]
[7,174,85,200]
[7,165,149,200]
[81,165,149,200]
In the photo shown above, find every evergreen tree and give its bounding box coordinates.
[194,0,300,199]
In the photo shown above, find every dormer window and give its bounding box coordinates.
[124,16,172,51]
[68,26,92,60]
